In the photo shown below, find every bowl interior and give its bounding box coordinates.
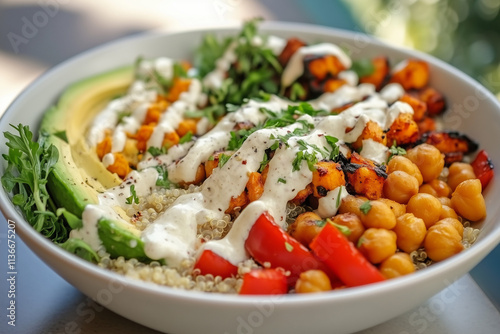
[1,22,500,334]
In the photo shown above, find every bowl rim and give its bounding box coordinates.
[1,20,500,307]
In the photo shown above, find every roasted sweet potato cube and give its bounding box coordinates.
[179,164,206,187]
[291,183,313,205]
[96,134,112,160]
[352,121,387,150]
[332,101,357,114]
[304,55,346,81]
[177,119,197,137]
[417,117,436,134]
[312,161,345,197]
[166,78,191,103]
[345,164,386,200]
[136,125,155,152]
[106,153,131,179]
[417,87,446,116]
[324,79,346,93]
[162,131,180,149]
[386,112,420,146]
[421,131,478,155]
[390,59,429,90]
[278,37,307,66]
[225,190,249,215]
[350,152,376,167]
[246,172,264,202]
[204,151,233,177]
[359,56,390,90]
[399,94,427,122]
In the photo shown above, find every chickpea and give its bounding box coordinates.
[359,200,397,229]
[427,179,452,198]
[393,213,427,253]
[406,144,445,183]
[295,270,332,293]
[406,193,442,228]
[448,162,476,191]
[438,197,452,207]
[331,213,365,244]
[338,195,365,218]
[439,205,458,220]
[358,228,397,264]
[451,179,486,221]
[380,253,415,279]
[419,184,437,197]
[288,212,323,246]
[424,223,464,261]
[383,171,419,204]
[387,156,423,185]
[435,217,464,237]
[378,198,406,218]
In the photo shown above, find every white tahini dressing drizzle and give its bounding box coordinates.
[79,41,420,268]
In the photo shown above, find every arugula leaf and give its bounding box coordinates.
[126,185,139,205]
[1,124,69,242]
[289,82,306,101]
[56,208,83,230]
[58,238,100,263]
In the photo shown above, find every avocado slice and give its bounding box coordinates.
[41,66,151,261]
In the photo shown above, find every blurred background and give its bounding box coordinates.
[2,0,500,114]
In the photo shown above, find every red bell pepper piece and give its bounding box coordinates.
[193,249,238,279]
[471,149,494,190]
[239,268,288,295]
[245,212,334,285]
[310,222,385,287]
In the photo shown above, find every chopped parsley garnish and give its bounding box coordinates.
[315,220,327,227]
[336,187,343,208]
[284,241,294,252]
[155,166,172,188]
[388,141,407,162]
[227,128,257,151]
[278,178,287,184]
[360,200,372,215]
[289,82,306,101]
[350,59,375,78]
[117,111,132,125]
[126,185,139,205]
[259,152,269,172]
[179,131,193,144]
[326,219,351,237]
[218,153,231,168]
[148,146,167,157]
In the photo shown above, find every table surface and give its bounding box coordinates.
[1,214,500,334]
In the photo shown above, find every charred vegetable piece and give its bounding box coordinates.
[399,93,427,122]
[278,37,307,66]
[471,150,494,190]
[417,116,437,134]
[390,59,429,90]
[344,155,387,200]
[420,131,478,165]
[311,161,346,197]
[352,121,387,150]
[359,56,390,90]
[385,112,420,146]
[416,87,446,116]
[304,55,346,81]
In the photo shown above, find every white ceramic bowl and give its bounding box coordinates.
[1,22,500,334]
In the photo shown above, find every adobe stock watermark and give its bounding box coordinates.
[398,277,469,334]
[212,0,243,21]
[45,277,126,334]
[7,0,71,54]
